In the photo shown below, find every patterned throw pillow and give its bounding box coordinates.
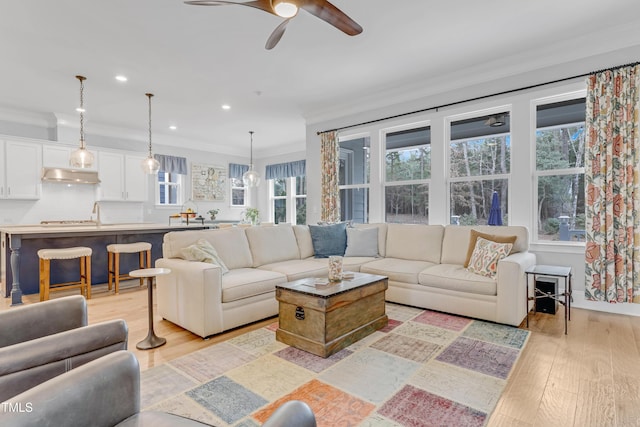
[180,239,229,274]
[466,237,513,278]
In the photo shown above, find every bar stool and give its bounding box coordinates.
[37,247,92,301]
[107,242,152,294]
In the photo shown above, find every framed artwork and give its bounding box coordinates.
[191,163,227,201]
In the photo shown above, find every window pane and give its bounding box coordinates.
[274,178,287,197]
[274,199,287,224]
[296,176,306,196]
[450,179,508,225]
[230,177,245,188]
[339,137,370,185]
[296,197,306,225]
[385,126,431,181]
[232,188,245,205]
[537,174,585,241]
[536,126,585,170]
[385,184,429,224]
[340,188,369,223]
[450,136,511,177]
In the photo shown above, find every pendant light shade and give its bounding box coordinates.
[69,75,95,168]
[141,93,160,174]
[242,131,261,187]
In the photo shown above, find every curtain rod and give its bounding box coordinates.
[316,60,640,135]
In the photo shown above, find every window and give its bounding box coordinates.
[449,112,511,225]
[384,125,430,224]
[230,177,246,207]
[269,176,306,224]
[339,136,370,223]
[535,97,586,242]
[157,171,182,206]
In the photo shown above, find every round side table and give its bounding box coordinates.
[129,267,171,350]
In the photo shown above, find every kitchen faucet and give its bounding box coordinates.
[92,201,101,226]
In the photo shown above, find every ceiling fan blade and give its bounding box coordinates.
[184,0,274,14]
[300,0,363,36]
[265,19,290,50]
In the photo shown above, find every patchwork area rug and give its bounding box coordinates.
[141,303,529,426]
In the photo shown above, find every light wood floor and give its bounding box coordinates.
[4,283,640,427]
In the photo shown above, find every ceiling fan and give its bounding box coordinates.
[184,0,363,49]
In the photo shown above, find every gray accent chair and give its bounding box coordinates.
[0,350,317,427]
[0,295,128,402]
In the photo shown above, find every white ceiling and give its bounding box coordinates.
[1,1,640,156]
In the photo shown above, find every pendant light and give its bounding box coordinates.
[242,131,261,187]
[141,93,160,174]
[69,75,95,168]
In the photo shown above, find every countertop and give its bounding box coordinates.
[0,222,208,235]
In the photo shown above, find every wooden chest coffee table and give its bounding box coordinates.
[275,272,388,358]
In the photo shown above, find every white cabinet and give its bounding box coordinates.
[97,152,148,201]
[42,144,97,170]
[1,140,42,199]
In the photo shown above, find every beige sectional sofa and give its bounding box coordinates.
[156,223,536,338]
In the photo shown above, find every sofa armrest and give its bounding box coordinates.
[0,295,87,348]
[155,258,224,338]
[495,251,537,326]
[0,350,139,427]
[0,319,128,402]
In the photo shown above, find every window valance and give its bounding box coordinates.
[229,163,249,179]
[265,160,306,180]
[154,154,188,175]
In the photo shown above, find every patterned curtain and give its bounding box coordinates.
[320,131,340,222]
[585,65,640,303]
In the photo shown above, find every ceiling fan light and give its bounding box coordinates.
[272,0,298,18]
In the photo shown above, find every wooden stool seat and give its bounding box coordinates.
[38,246,92,301]
[107,242,152,294]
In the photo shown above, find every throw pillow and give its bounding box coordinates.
[180,239,229,274]
[308,222,347,258]
[344,227,379,257]
[464,229,517,267]
[466,237,513,278]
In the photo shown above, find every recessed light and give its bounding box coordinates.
[115,75,128,82]
[169,125,177,130]
[221,104,231,110]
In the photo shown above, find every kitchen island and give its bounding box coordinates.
[1,222,209,305]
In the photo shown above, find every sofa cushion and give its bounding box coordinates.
[467,237,513,278]
[361,257,436,284]
[245,224,300,267]
[310,256,376,272]
[163,228,253,269]
[440,225,529,265]
[385,224,443,263]
[418,264,497,296]
[354,223,387,257]
[293,225,314,259]
[180,239,229,274]
[258,259,328,281]
[463,230,517,267]
[221,268,287,303]
[308,223,347,258]
[344,227,379,257]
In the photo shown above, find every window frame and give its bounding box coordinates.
[268,176,306,225]
[382,121,431,224]
[338,133,371,224]
[532,91,587,244]
[155,171,184,207]
[229,177,247,208]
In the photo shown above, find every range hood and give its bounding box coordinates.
[41,167,101,184]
